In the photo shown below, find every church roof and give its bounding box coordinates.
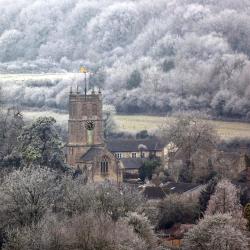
[106,138,165,152]
[79,147,103,161]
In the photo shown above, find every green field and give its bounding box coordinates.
[115,115,250,140]
[23,111,250,140]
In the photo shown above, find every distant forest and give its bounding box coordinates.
[0,0,250,119]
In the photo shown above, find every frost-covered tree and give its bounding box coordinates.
[0,107,24,167]
[62,179,145,220]
[199,177,219,215]
[1,0,250,118]
[0,166,59,227]
[126,212,157,249]
[103,104,117,138]
[18,116,64,168]
[205,179,242,216]
[182,214,248,250]
[3,212,148,250]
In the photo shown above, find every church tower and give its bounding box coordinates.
[66,69,122,184]
[67,87,104,167]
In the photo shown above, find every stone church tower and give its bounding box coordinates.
[66,86,122,183]
[67,88,103,166]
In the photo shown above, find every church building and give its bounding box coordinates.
[66,87,123,183]
[66,73,168,183]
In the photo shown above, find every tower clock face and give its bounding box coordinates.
[85,120,95,130]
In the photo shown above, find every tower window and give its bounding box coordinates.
[101,157,109,175]
[92,104,97,116]
[82,104,87,116]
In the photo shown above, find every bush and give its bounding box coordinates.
[157,194,199,229]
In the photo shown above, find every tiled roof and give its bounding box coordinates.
[120,158,145,169]
[106,138,165,152]
[163,182,201,194]
[143,186,166,200]
[143,182,200,199]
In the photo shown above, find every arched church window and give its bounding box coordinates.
[100,156,109,175]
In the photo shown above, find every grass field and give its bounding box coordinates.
[115,115,250,140]
[22,111,250,140]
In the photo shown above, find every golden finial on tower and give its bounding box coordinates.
[80,66,88,73]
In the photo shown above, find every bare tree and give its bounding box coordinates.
[160,113,219,182]
[103,105,117,138]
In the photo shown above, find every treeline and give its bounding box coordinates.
[1,0,250,118]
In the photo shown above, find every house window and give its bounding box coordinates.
[115,153,122,159]
[141,152,145,158]
[149,151,156,158]
[101,157,109,174]
[132,153,137,158]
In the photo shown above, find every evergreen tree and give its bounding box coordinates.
[139,159,161,182]
[126,70,141,90]
[162,59,175,72]
[18,117,63,168]
[199,177,218,215]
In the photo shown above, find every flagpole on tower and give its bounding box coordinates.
[80,66,88,96]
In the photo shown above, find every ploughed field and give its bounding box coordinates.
[23,111,250,140]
